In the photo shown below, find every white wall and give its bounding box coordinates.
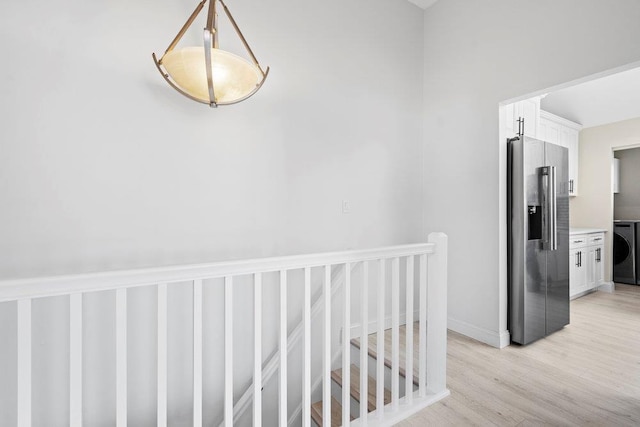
[422,0,640,347]
[0,0,424,279]
[0,0,425,424]
[570,117,640,283]
[614,146,640,220]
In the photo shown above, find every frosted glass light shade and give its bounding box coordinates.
[162,47,262,104]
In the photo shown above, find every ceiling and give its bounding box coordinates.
[541,66,640,129]
[407,0,439,10]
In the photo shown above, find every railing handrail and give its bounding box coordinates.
[3,234,448,426]
[0,242,434,302]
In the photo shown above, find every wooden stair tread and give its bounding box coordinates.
[351,323,420,386]
[331,364,391,412]
[310,397,353,427]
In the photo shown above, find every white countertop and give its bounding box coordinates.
[570,228,607,235]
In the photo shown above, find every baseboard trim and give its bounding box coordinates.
[447,317,505,349]
[498,330,511,349]
[598,281,615,293]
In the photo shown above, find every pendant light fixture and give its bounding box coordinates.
[152,0,269,107]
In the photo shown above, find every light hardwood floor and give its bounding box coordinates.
[399,284,640,426]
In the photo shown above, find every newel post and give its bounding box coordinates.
[426,232,448,394]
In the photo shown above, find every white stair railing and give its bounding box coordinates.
[217,264,348,427]
[0,232,448,427]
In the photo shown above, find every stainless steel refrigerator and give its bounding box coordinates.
[508,135,570,345]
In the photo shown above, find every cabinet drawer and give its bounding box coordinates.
[570,235,589,249]
[588,233,605,245]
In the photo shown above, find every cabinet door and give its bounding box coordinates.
[595,245,605,285]
[519,99,540,138]
[569,248,587,297]
[566,129,579,196]
[540,111,581,196]
[569,249,578,296]
[587,247,597,290]
[546,121,560,145]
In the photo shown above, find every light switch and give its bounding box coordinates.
[342,200,350,214]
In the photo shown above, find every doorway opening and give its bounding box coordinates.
[498,62,640,347]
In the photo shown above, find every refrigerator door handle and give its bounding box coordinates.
[549,166,558,251]
[541,166,558,251]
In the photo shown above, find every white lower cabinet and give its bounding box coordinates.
[570,245,588,297]
[587,246,598,290]
[592,236,605,285]
[569,232,605,299]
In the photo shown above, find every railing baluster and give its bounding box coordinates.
[303,268,311,427]
[116,289,127,427]
[224,276,233,427]
[157,284,168,427]
[391,258,400,410]
[360,261,369,422]
[70,293,83,427]
[254,273,263,427]
[419,254,427,396]
[193,280,203,427]
[17,299,31,427]
[405,256,415,403]
[322,265,332,426]
[342,262,351,427]
[0,240,444,427]
[376,259,385,418]
[427,233,448,394]
[279,271,287,427]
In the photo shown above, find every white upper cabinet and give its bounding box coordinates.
[518,98,540,138]
[504,97,541,139]
[539,110,582,196]
[503,101,582,197]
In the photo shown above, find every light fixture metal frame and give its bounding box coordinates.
[152,0,269,108]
